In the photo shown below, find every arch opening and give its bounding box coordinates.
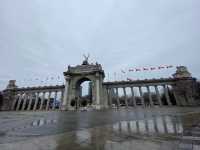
[72,78,93,109]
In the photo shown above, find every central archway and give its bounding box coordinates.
[62,61,106,110]
[74,77,93,109]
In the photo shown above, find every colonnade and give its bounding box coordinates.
[106,84,180,108]
[12,90,64,111]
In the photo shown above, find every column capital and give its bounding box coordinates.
[95,72,100,77]
[64,75,71,81]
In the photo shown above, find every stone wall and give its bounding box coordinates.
[1,89,16,111]
[172,78,199,106]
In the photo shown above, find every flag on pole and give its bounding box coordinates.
[114,72,117,81]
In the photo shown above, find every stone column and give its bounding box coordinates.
[22,94,28,111]
[46,92,51,111]
[163,85,172,106]
[27,93,33,111]
[59,90,64,110]
[172,90,181,106]
[16,94,23,111]
[62,76,70,110]
[115,88,120,108]
[147,86,154,107]
[108,88,113,107]
[155,85,162,106]
[11,94,20,110]
[39,92,45,110]
[139,86,145,107]
[52,91,57,110]
[109,88,113,107]
[131,87,136,107]
[95,77,100,109]
[123,87,128,107]
[33,92,39,111]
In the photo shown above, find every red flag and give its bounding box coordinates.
[150,67,156,70]
[166,65,173,68]
[158,66,165,69]
[135,68,141,72]
[129,69,134,72]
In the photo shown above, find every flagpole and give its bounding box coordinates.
[114,72,116,81]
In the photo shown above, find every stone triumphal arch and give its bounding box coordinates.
[0,57,200,111]
[61,60,106,110]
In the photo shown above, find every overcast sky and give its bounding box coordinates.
[0,0,200,90]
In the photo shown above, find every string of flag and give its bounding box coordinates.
[3,65,176,85]
[22,76,63,82]
[16,75,65,87]
[121,65,174,74]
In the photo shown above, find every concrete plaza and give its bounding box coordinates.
[1,107,200,150]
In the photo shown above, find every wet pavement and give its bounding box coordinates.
[1,107,200,150]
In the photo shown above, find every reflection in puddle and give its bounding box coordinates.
[72,115,186,150]
[31,118,57,127]
[112,115,183,136]
[76,130,91,146]
[61,111,200,150]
